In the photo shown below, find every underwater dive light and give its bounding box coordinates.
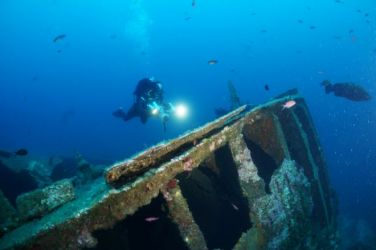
[174,103,188,119]
[148,102,160,115]
[151,107,159,115]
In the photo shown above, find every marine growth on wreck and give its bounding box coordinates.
[0,91,338,250]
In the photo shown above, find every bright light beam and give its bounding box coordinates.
[175,104,188,119]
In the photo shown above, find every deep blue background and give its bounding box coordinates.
[0,0,375,233]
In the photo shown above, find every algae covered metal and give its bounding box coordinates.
[0,91,338,250]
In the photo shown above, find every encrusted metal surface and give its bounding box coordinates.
[0,92,337,250]
[105,105,247,186]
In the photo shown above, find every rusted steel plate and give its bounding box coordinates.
[105,105,247,186]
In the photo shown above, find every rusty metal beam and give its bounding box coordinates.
[0,92,337,250]
[105,105,247,186]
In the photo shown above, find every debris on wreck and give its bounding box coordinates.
[0,89,339,250]
[214,80,243,117]
[16,179,75,221]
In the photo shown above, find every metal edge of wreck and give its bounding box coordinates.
[0,91,338,250]
[104,105,247,186]
[0,108,245,250]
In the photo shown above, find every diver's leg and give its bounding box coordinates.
[140,111,148,124]
[113,104,138,122]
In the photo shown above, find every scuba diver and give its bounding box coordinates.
[113,78,174,131]
[321,80,372,101]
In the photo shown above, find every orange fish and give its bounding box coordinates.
[208,59,218,65]
[282,100,296,109]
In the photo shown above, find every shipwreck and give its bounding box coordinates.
[0,90,338,250]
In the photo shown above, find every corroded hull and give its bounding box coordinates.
[0,91,337,250]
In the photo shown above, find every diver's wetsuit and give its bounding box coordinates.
[113,78,164,123]
[322,80,371,101]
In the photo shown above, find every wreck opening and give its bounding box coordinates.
[0,160,38,206]
[242,135,278,194]
[89,195,188,250]
[178,145,251,250]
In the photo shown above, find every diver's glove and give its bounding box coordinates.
[147,102,161,115]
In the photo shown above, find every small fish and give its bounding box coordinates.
[208,59,218,65]
[231,203,239,211]
[364,13,369,17]
[264,84,270,91]
[184,16,192,21]
[348,29,354,34]
[192,0,195,7]
[145,217,159,222]
[297,19,304,24]
[282,100,296,109]
[309,25,316,30]
[53,34,66,43]
[15,148,28,156]
[260,29,267,33]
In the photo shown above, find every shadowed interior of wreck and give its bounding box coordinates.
[242,135,278,194]
[88,195,188,250]
[0,161,37,206]
[178,145,251,250]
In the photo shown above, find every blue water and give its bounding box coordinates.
[0,0,375,244]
